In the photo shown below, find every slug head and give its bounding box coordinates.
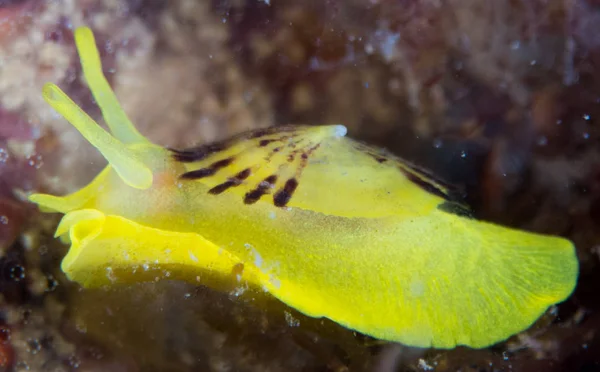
[28,27,254,289]
[31,27,167,209]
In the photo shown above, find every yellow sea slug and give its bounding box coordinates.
[29,26,578,349]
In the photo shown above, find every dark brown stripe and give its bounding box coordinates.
[248,128,270,139]
[180,157,234,180]
[373,155,387,163]
[437,201,472,218]
[209,180,237,194]
[264,175,278,184]
[236,168,252,180]
[259,139,274,147]
[399,168,448,200]
[208,168,252,195]
[299,143,320,166]
[172,126,299,163]
[181,168,217,179]
[401,161,454,190]
[210,157,234,170]
[247,126,298,139]
[244,189,267,204]
[274,178,298,207]
[244,175,278,204]
[171,142,228,163]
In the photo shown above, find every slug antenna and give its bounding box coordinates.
[74,26,149,145]
[42,83,152,189]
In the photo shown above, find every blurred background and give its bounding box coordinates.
[0,0,599,371]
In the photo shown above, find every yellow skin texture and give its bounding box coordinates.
[30,27,579,349]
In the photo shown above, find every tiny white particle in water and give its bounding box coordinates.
[433,138,443,149]
[537,136,548,146]
[284,311,300,327]
[68,355,81,368]
[0,148,8,162]
[142,263,150,271]
[460,150,467,158]
[583,114,591,121]
[0,215,8,224]
[231,285,246,297]
[418,359,434,371]
[26,154,43,169]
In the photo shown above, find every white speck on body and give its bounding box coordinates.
[105,267,116,282]
[333,125,347,137]
[189,251,199,262]
[269,275,281,289]
[409,279,425,298]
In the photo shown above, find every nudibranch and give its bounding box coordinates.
[30,26,578,349]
